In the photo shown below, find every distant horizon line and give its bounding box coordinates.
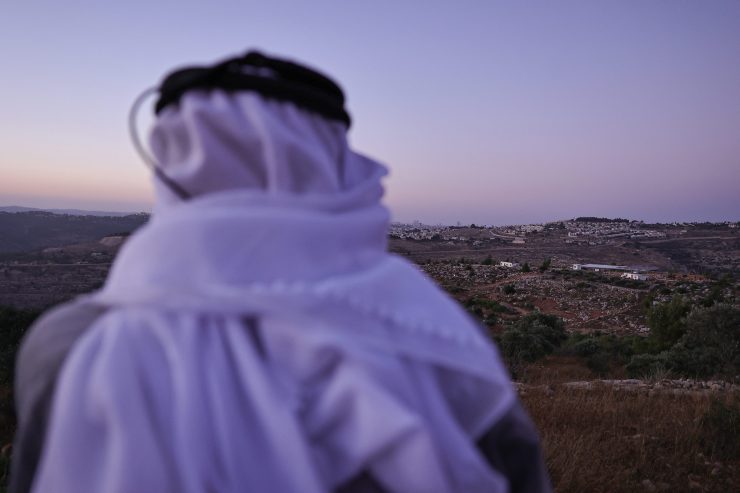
[2,204,738,227]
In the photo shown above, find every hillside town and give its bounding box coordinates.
[389,218,735,244]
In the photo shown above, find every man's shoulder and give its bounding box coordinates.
[15,299,107,417]
[10,300,107,493]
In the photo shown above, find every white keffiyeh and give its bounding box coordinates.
[33,90,515,493]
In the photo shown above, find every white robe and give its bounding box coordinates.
[31,90,516,493]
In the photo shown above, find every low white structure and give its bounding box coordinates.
[499,261,520,268]
[621,272,647,281]
[100,235,126,247]
[574,263,628,272]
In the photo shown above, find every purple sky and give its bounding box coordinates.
[1,1,738,225]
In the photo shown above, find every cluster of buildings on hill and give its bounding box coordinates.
[497,224,545,236]
[388,223,447,240]
[391,220,738,244]
[565,221,665,240]
[390,220,673,244]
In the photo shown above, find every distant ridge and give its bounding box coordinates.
[0,205,144,217]
[0,210,149,253]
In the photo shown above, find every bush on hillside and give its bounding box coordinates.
[566,333,639,376]
[500,313,567,364]
[628,304,739,380]
[626,352,671,378]
[645,295,691,351]
[514,312,567,347]
[668,303,740,379]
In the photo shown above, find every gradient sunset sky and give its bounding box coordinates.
[1,1,738,225]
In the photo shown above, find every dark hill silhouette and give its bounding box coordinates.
[0,205,139,217]
[0,211,149,253]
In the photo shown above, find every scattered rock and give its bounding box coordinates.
[641,479,656,491]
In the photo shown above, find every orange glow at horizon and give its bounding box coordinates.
[2,159,154,211]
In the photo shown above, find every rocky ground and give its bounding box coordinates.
[516,378,740,396]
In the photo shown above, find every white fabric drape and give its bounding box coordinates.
[147,90,382,211]
[32,90,515,493]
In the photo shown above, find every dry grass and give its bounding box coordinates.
[516,356,596,385]
[520,384,740,492]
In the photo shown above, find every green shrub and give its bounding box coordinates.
[646,296,691,351]
[700,285,724,307]
[664,344,723,379]
[626,353,670,378]
[500,327,552,363]
[465,298,514,326]
[667,304,740,379]
[628,335,655,355]
[500,313,567,364]
[490,302,515,314]
[573,338,600,357]
[514,312,567,347]
[597,334,637,361]
[566,334,638,375]
[628,304,740,380]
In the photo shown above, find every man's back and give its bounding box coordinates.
[14,298,548,493]
[11,51,551,493]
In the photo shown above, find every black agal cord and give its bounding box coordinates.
[156,51,350,126]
